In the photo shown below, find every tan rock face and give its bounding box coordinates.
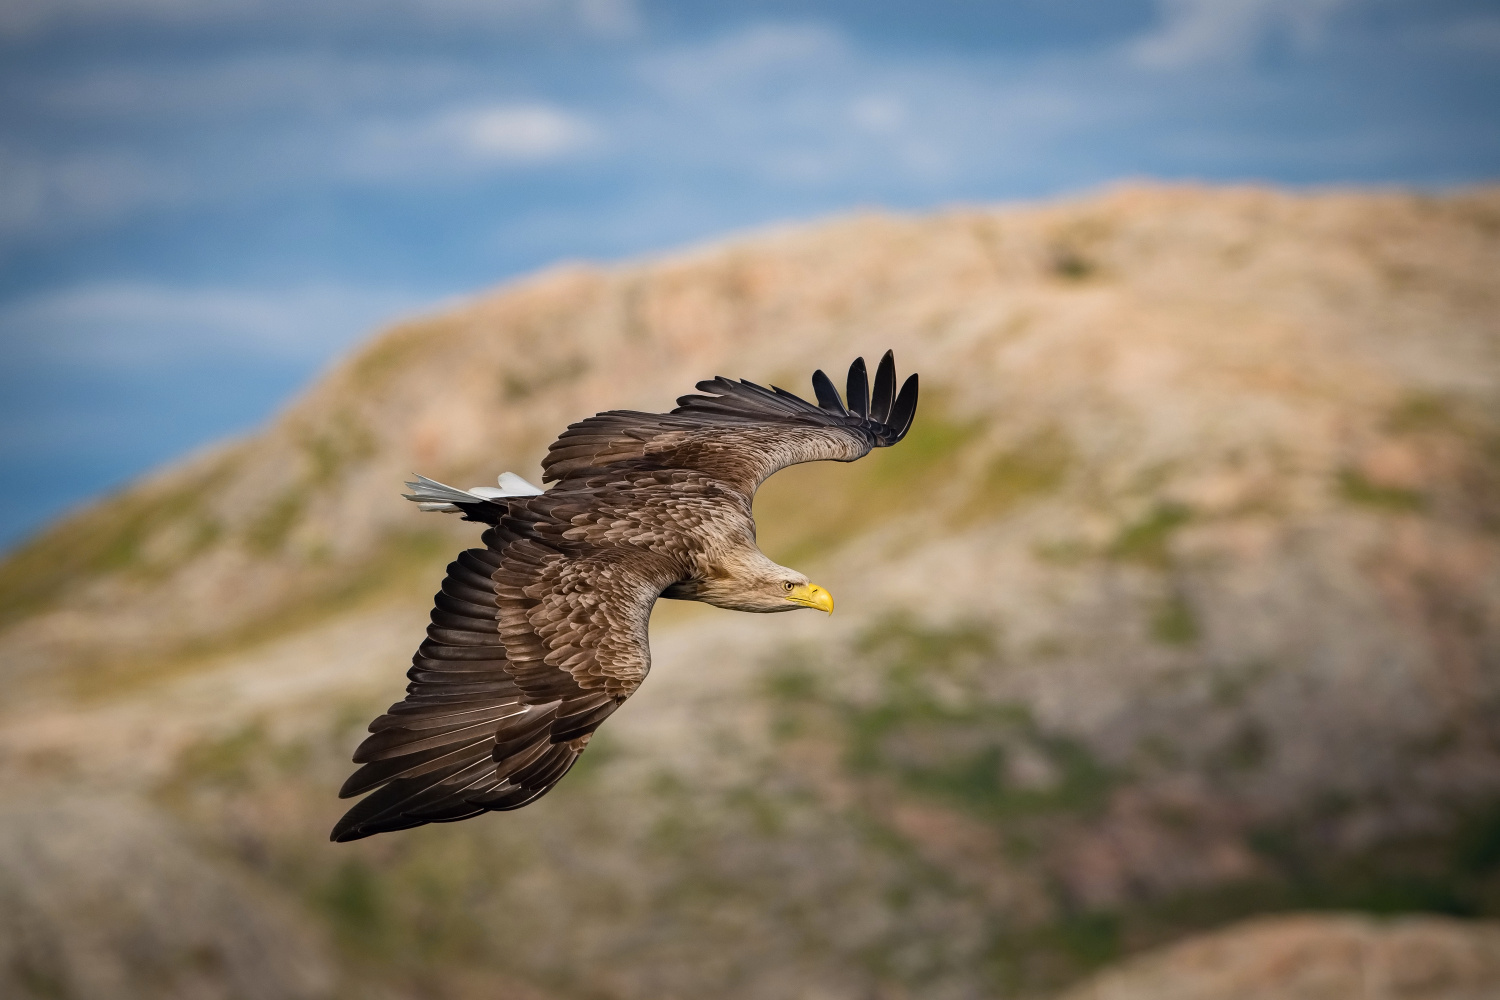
[0,184,1498,999]
[1060,914,1500,1000]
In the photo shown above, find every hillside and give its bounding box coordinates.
[1,184,1498,999]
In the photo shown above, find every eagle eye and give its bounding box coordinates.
[782,580,795,591]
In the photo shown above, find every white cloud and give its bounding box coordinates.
[1,96,600,240]
[350,102,599,178]
[1130,0,1351,69]
[0,283,427,367]
[850,96,906,135]
[445,105,598,161]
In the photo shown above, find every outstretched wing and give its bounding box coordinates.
[330,516,679,842]
[543,351,918,496]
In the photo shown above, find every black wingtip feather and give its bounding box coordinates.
[890,373,919,441]
[810,369,846,413]
[847,357,869,419]
[871,350,896,424]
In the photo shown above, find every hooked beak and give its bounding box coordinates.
[785,582,834,614]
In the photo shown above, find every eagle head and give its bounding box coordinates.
[688,550,834,614]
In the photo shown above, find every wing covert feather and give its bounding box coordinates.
[542,352,918,495]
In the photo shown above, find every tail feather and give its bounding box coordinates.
[403,472,544,512]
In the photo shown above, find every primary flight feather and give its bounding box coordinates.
[331,351,918,842]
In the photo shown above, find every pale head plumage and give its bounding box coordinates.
[669,547,832,613]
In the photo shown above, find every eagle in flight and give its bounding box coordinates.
[332,352,918,841]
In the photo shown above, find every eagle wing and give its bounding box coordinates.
[330,516,679,842]
[543,351,918,496]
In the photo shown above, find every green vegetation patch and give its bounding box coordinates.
[1386,392,1464,434]
[300,409,377,486]
[961,426,1073,523]
[0,451,239,627]
[243,410,378,554]
[1337,468,1425,512]
[988,910,1122,992]
[1050,247,1095,281]
[72,528,453,701]
[1136,799,1500,937]
[1211,722,1269,773]
[501,355,590,401]
[173,722,274,792]
[753,394,985,564]
[1376,390,1500,531]
[561,729,621,785]
[853,612,997,667]
[845,696,1114,822]
[318,858,388,951]
[1032,537,1093,565]
[1150,592,1199,645]
[160,720,312,805]
[156,715,529,973]
[347,318,449,393]
[313,832,505,963]
[1109,502,1192,568]
[990,794,1500,991]
[767,616,1117,823]
[244,490,307,554]
[1046,214,1114,283]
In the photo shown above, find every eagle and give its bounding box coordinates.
[331,352,918,841]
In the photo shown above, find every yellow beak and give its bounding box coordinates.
[785,582,834,614]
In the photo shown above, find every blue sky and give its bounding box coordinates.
[1,0,1498,550]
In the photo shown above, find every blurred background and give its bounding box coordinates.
[2,2,1500,999]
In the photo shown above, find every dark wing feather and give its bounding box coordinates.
[331,518,678,842]
[890,371,919,439]
[870,350,897,424]
[811,368,848,414]
[542,353,919,496]
[847,356,870,419]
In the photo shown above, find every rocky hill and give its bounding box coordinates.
[1,184,1498,999]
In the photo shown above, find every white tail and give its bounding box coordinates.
[403,472,544,512]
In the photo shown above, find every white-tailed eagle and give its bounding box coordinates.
[332,352,918,841]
